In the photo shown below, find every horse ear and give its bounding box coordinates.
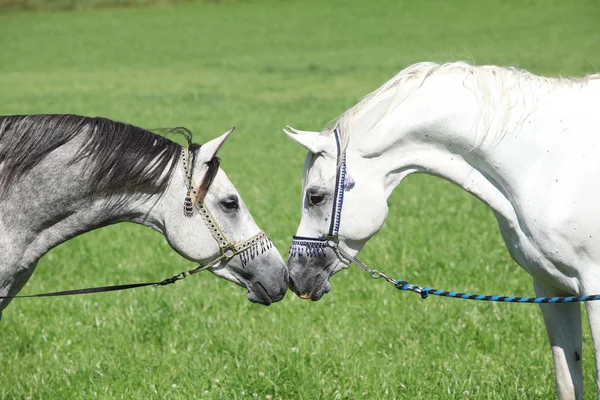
[283,126,334,155]
[198,127,235,161]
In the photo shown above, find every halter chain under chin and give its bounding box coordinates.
[180,148,273,271]
[290,128,347,258]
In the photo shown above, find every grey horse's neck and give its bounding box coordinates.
[0,135,176,313]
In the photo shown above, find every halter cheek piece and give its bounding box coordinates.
[180,148,273,271]
[290,129,350,261]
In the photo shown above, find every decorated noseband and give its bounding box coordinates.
[290,128,349,258]
[180,148,273,268]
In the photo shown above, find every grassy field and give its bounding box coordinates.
[1,0,599,398]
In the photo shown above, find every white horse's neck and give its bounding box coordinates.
[348,68,600,231]
[348,72,528,224]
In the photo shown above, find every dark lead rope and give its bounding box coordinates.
[0,266,203,300]
[0,230,272,300]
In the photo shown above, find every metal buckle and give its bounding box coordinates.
[326,235,339,249]
[222,245,236,259]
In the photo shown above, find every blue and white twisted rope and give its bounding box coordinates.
[395,280,600,303]
[328,243,600,304]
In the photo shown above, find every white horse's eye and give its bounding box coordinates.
[307,192,325,206]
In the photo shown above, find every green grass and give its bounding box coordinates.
[0,0,228,12]
[1,0,599,398]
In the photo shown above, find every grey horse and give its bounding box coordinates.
[0,114,288,319]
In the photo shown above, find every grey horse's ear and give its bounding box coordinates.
[283,126,335,155]
[198,127,235,161]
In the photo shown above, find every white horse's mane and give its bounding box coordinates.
[326,61,600,153]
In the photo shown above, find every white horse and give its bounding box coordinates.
[0,114,288,319]
[284,62,600,400]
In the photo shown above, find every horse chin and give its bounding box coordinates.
[309,280,331,301]
[246,282,273,306]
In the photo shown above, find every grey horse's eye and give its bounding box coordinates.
[221,196,239,210]
[307,192,325,206]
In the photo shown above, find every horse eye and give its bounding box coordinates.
[221,197,239,210]
[307,192,325,206]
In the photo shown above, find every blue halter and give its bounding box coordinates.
[290,129,347,258]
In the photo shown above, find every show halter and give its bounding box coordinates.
[179,147,273,269]
[0,146,273,300]
[289,129,600,304]
[290,128,347,258]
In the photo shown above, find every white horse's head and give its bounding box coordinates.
[284,127,388,300]
[160,129,288,305]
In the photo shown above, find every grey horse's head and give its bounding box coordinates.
[159,129,289,305]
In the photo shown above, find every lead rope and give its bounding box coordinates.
[0,257,223,300]
[328,241,600,303]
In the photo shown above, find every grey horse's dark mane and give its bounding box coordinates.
[0,114,219,202]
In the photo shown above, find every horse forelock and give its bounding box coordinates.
[326,61,598,153]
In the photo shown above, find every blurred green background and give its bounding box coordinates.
[1,0,599,398]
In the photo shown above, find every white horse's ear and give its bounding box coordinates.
[283,126,334,155]
[198,127,235,161]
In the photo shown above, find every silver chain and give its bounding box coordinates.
[331,242,428,296]
[326,238,400,286]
